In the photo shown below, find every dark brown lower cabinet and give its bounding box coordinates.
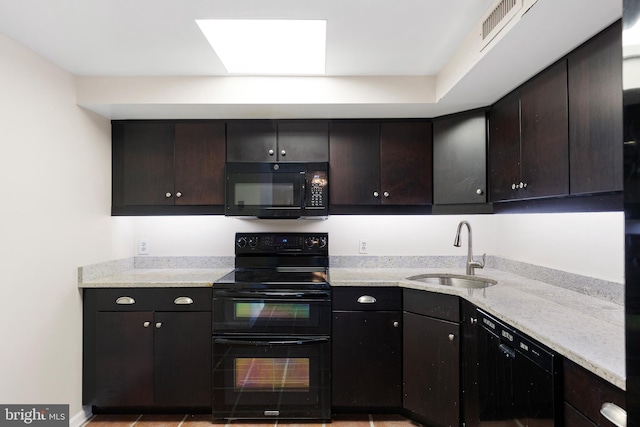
[84,288,212,411]
[403,289,460,427]
[563,359,625,427]
[332,287,402,411]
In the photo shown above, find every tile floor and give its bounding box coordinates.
[83,413,421,427]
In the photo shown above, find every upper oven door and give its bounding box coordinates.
[212,289,331,335]
[225,162,304,217]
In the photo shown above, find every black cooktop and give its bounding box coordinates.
[216,232,330,290]
[215,268,329,289]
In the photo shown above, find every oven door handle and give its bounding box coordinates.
[214,337,329,346]
[215,290,330,299]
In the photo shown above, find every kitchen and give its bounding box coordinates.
[0,0,631,426]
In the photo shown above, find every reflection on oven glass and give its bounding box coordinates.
[235,302,311,319]
[235,358,310,391]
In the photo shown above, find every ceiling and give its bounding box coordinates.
[0,0,623,119]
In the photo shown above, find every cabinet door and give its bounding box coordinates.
[329,121,381,205]
[380,121,433,205]
[174,122,225,205]
[226,120,277,162]
[520,60,569,199]
[403,311,459,427]
[433,112,487,204]
[489,92,521,202]
[154,311,212,408]
[118,122,175,206]
[95,311,154,407]
[277,121,329,162]
[568,22,623,195]
[332,310,402,409]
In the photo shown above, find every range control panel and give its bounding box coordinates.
[235,232,328,254]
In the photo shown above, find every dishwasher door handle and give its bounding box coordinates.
[499,343,516,358]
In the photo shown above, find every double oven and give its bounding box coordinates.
[212,232,331,421]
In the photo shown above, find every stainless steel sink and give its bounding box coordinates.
[406,274,497,289]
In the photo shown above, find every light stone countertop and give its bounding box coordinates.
[330,267,625,390]
[77,257,625,390]
[78,268,232,288]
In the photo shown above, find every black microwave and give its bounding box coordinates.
[225,162,329,218]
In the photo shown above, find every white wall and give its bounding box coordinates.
[0,33,134,420]
[133,211,624,283]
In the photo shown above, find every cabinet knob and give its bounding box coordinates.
[448,334,455,341]
[511,183,517,190]
[280,149,286,156]
[519,182,525,189]
[383,191,390,198]
[373,191,380,198]
[176,192,182,198]
[143,321,150,328]
[393,321,399,328]
[165,192,172,198]
[476,189,483,195]
[155,322,162,329]
[268,149,275,156]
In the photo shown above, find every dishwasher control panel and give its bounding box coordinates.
[477,309,554,372]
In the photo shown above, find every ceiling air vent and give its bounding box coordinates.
[481,0,523,48]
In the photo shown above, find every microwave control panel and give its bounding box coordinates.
[307,169,328,208]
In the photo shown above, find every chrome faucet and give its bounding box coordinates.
[454,220,485,276]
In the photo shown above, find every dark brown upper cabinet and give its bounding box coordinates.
[489,60,569,202]
[568,22,623,195]
[329,120,432,206]
[112,121,225,215]
[226,120,328,162]
[433,110,488,205]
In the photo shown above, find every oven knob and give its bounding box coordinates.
[305,237,316,248]
[248,237,259,248]
[318,237,327,248]
[236,237,247,248]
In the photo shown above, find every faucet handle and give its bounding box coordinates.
[470,253,486,270]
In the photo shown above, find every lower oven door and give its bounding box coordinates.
[212,336,331,421]
[212,289,331,335]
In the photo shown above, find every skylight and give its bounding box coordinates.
[196,19,327,75]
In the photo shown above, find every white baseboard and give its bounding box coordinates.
[70,406,93,427]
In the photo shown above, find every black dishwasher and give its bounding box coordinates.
[475,309,562,427]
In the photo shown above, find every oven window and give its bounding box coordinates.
[235,302,311,320]
[235,358,310,391]
[235,182,294,206]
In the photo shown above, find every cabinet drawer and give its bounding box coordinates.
[86,288,212,311]
[403,288,459,322]
[563,359,625,427]
[332,287,402,311]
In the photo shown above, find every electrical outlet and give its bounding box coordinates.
[359,239,368,254]
[138,239,149,255]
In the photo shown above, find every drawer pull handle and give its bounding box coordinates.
[174,296,194,305]
[143,321,150,328]
[601,403,626,427]
[115,296,135,305]
[357,295,377,304]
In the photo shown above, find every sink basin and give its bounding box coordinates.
[406,274,497,289]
